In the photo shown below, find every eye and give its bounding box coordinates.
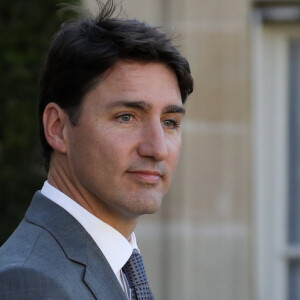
[162,119,180,129]
[117,114,133,122]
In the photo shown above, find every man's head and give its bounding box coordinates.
[40,1,193,229]
[39,1,193,170]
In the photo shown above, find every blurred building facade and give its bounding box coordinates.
[85,1,300,299]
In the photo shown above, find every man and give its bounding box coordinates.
[0,1,193,299]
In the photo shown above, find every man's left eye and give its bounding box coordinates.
[118,114,133,122]
[162,119,179,128]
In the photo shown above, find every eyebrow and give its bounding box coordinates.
[107,100,152,111]
[164,104,186,115]
[107,100,185,115]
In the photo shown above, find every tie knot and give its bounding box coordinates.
[123,249,148,288]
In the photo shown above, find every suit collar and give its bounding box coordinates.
[41,181,136,275]
[25,192,127,300]
[25,191,88,264]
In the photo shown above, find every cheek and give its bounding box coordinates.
[167,136,182,167]
[91,131,137,168]
[101,132,135,154]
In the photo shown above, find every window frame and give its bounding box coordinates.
[252,11,300,300]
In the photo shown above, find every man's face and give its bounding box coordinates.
[65,61,184,220]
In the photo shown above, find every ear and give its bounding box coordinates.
[43,103,68,154]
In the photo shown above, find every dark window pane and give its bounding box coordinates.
[288,40,300,244]
[289,261,300,300]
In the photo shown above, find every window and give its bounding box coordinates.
[252,10,300,300]
[288,39,300,300]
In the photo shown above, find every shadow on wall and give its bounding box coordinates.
[0,0,77,245]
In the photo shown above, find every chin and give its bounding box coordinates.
[134,197,163,216]
[114,189,164,217]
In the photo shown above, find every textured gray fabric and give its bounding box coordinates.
[122,250,154,300]
[0,192,128,300]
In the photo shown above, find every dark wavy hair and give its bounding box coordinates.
[39,0,194,170]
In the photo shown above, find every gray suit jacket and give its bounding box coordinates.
[0,192,128,300]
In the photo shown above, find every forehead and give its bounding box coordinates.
[84,60,182,109]
[105,60,178,85]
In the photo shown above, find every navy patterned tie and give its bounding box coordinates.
[122,250,154,300]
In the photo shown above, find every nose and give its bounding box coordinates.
[137,121,168,161]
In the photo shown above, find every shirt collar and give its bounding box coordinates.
[41,181,138,275]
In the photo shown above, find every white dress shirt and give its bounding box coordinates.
[41,181,137,294]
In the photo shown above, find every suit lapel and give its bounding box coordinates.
[84,238,128,299]
[25,192,127,300]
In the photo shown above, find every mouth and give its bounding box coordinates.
[126,170,162,185]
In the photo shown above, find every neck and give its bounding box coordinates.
[47,155,138,240]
